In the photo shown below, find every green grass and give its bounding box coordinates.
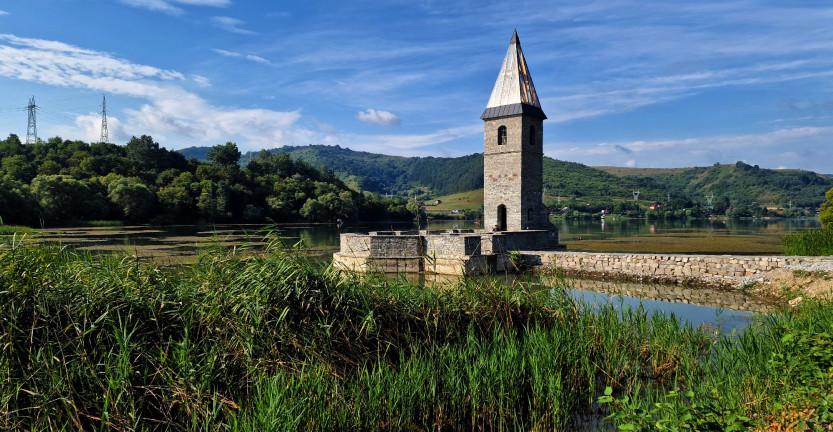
[1,235,832,430]
[74,219,126,227]
[427,188,483,213]
[0,225,37,235]
[782,227,833,255]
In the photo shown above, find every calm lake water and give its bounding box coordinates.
[31,217,802,331]
[34,217,819,256]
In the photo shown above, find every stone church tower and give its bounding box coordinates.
[482,30,552,233]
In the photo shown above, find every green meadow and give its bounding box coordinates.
[1,235,831,430]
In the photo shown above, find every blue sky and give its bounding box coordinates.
[1,1,832,172]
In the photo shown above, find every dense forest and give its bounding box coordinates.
[0,134,413,226]
[182,144,484,197]
[6,136,830,227]
[181,144,833,209]
[596,162,833,208]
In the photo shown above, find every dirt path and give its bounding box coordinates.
[748,262,833,305]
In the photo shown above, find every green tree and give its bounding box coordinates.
[107,178,156,221]
[207,142,241,166]
[125,135,160,176]
[821,187,833,229]
[299,198,328,222]
[0,179,39,225]
[2,155,37,183]
[30,175,106,223]
[196,180,230,221]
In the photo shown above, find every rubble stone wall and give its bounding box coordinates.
[535,251,833,287]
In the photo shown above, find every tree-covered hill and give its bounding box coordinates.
[180,145,484,197]
[175,145,833,209]
[595,162,833,208]
[0,135,413,226]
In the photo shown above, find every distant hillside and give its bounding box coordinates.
[176,145,480,196]
[177,146,211,161]
[595,162,833,207]
[175,146,833,207]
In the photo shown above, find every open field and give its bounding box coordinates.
[426,188,484,213]
[593,166,692,177]
[562,231,784,254]
[1,238,832,430]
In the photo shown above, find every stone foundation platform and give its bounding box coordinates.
[333,229,561,275]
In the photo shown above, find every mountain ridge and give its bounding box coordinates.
[175,145,833,207]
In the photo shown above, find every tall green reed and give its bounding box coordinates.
[782,227,833,255]
[2,235,831,430]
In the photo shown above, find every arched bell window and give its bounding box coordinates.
[497,126,507,146]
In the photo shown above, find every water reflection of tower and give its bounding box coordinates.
[600,218,606,231]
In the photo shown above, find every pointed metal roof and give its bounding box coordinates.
[481,30,547,120]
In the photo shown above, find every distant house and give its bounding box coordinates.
[451,209,460,214]
[649,204,659,210]
[434,200,442,205]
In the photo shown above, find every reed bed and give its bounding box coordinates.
[782,227,833,255]
[1,234,831,430]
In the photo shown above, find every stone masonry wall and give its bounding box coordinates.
[483,116,526,231]
[535,251,833,287]
[483,115,550,232]
[425,235,481,257]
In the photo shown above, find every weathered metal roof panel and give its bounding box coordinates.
[484,30,545,118]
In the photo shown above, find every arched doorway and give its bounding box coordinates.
[497,204,507,231]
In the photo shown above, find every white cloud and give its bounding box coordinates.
[356,109,401,126]
[120,0,229,15]
[246,54,269,64]
[51,112,129,144]
[212,48,240,58]
[120,0,185,15]
[212,48,271,65]
[173,0,230,5]
[0,33,317,149]
[211,16,256,35]
[343,125,480,155]
[549,126,833,171]
[192,74,211,87]
[0,11,8,16]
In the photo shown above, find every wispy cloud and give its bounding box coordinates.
[0,33,308,148]
[211,16,256,35]
[0,11,8,16]
[212,48,271,64]
[549,126,833,171]
[120,0,229,15]
[356,109,401,126]
[342,125,480,155]
[0,32,477,156]
[192,74,211,87]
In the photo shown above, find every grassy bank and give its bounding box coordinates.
[782,227,833,255]
[1,237,831,430]
[0,224,37,235]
